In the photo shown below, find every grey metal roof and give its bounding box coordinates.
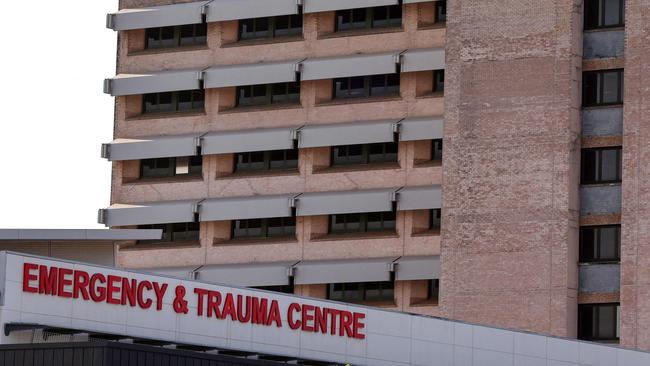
[0,229,162,241]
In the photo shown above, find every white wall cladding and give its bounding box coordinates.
[1,252,649,366]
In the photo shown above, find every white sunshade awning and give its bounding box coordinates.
[304,0,398,13]
[203,60,300,88]
[101,134,201,161]
[396,186,441,211]
[201,128,297,155]
[294,257,397,285]
[104,69,203,96]
[395,256,440,281]
[296,188,396,216]
[300,52,400,81]
[106,1,209,31]
[398,116,444,141]
[298,120,398,148]
[98,200,199,227]
[199,194,296,221]
[197,262,294,287]
[206,0,300,22]
[401,48,445,73]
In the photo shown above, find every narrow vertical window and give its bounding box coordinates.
[578,303,620,343]
[583,70,624,107]
[581,147,622,184]
[584,0,625,30]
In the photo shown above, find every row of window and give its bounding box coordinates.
[141,2,447,51]
[137,209,441,243]
[141,70,444,115]
[138,141,443,180]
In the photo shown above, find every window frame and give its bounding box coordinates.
[434,1,447,24]
[431,139,443,162]
[432,70,445,93]
[145,23,208,50]
[137,222,200,244]
[584,0,625,30]
[235,81,301,107]
[233,148,299,173]
[238,12,303,41]
[335,5,403,32]
[429,208,442,231]
[332,74,401,100]
[578,303,620,342]
[582,69,624,107]
[231,216,297,239]
[327,281,395,303]
[331,142,398,167]
[580,147,622,185]
[140,155,203,179]
[142,89,205,114]
[579,225,621,263]
[427,279,440,302]
[328,210,397,234]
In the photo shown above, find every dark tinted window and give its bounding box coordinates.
[329,211,396,234]
[578,303,620,342]
[580,225,621,262]
[427,279,440,301]
[583,70,624,107]
[435,1,447,23]
[145,24,207,49]
[581,147,622,184]
[328,282,394,302]
[333,74,400,99]
[140,156,202,179]
[236,82,300,107]
[239,13,302,40]
[431,139,443,161]
[433,70,445,93]
[585,0,624,30]
[137,222,200,243]
[234,149,299,172]
[232,217,296,239]
[143,90,204,114]
[336,5,402,31]
[430,209,442,230]
[331,142,398,166]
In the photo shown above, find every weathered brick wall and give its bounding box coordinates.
[620,0,650,351]
[440,0,583,336]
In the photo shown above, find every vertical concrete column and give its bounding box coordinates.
[620,0,650,351]
[440,0,583,337]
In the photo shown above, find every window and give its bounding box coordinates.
[583,70,624,107]
[252,284,295,294]
[581,147,622,184]
[234,149,299,172]
[327,281,395,302]
[331,142,398,166]
[333,74,400,99]
[145,24,207,49]
[137,222,200,243]
[143,90,205,114]
[435,1,447,23]
[431,139,443,161]
[236,82,300,107]
[585,0,624,30]
[140,156,202,179]
[329,211,396,234]
[429,209,441,230]
[335,5,402,32]
[231,217,296,239]
[578,303,620,342]
[580,225,621,262]
[427,279,440,301]
[239,13,303,40]
[433,70,445,93]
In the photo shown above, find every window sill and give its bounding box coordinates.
[578,261,621,266]
[318,26,403,40]
[123,175,204,185]
[582,104,624,111]
[313,162,400,174]
[413,160,442,168]
[126,110,206,121]
[222,35,304,48]
[120,241,201,251]
[128,45,209,57]
[417,23,447,31]
[580,182,622,187]
[409,299,439,307]
[213,236,298,246]
[416,91,444,99]
[219,102,302,114]
[583,26,625,33]
[411,229,441,238]
[216,168,299,180]
[311,231,399,242]
[316,95,402,107]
